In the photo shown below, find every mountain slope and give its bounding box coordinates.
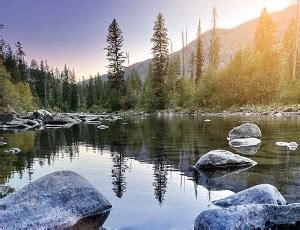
[103,5,298,81]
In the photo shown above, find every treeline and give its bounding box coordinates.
[1,7,299,113]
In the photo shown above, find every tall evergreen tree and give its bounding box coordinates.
[182,30,185,77]
[86,76,95,109]
[195,19,204,84]
[105,18,126,92]
[255,8,276,55]
[282,19,297,79]
[62,64,71,111]
[208,6,221,69]
[150,12,169,110]
[15,41,27,82]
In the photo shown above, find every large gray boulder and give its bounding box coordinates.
[44,114,81,128]
[32,109,53,123]
[213,184,286,207]
[0,171,112,229]
[228,123,261,141]
[194,203,300,229]
[193,150,256,171]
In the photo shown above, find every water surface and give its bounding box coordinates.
[1,115,300,229]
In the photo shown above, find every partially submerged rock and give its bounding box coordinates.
[213,184,286,207]
[193,150,257,171]
[229,138,261,148]
[229,138,261,155]
[276,141,298,151]
[0,171,112,229]
[194,203,300,229]
[228,123,261,141]
[4,148,21,154]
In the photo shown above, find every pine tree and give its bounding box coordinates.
[182,30,185,77]
[195,19,204,84]
[62,64,71,111]
[105,18,126,92]
[255,8,276,55]
[150,12,169,110]
[208,6,221,69]
[15,41,27,82]
[86,76,95,109]
[282,19,297,79]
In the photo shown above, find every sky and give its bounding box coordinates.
[0,0,292,80]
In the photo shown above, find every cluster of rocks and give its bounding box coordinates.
[0,171,112,229]
[0,109,126,132]
[195,184,300,229]
[193,123,261,173]
[0,110,81,132]
[193,122,300,228]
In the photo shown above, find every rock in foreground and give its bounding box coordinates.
[228,123,261,141]
[193,150,256,171]
[213,184,286,207]
[195,203,300,229]
[0,171,112,229]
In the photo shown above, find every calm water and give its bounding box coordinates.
[1,115,300,229]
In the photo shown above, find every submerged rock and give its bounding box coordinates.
[193,150,256,171]
[213,184,286,207]
[230,144,261,156]
[0,171,112,229]
[194,203,300,230]
[228,123,261,141]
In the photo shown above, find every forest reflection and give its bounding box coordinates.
[1,116,300,203]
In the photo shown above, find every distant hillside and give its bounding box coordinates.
[98,5,298,82]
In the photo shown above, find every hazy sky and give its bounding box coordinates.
[0,0,292,79]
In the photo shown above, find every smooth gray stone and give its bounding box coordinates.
[213,184,286,207]
[194,203,300,230]
[228,123,261,141]
[193,150,256,171]
[0,171,112,229]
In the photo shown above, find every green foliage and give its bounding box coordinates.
[1,66,36,112]
[122,70,142,110]
[195,20,204,84]
[105,18,126,92]
[106,89,122,112]
[150,12,169,110]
